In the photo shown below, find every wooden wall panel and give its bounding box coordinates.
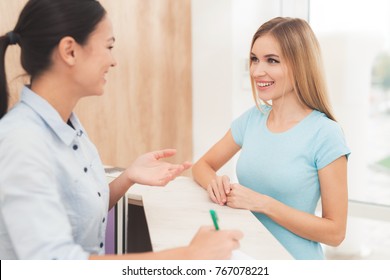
[1,0,193,171]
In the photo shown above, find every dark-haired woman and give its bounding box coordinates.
[0,0,242,260]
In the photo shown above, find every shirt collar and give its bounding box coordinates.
[20,86,85,146]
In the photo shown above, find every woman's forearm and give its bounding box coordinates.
[255,195,346,246]
[192,160,217,190]
[108,170,135,210]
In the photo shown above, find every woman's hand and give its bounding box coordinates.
[125,149,192,186]
[206,175,232,205]
[187,226,243,260]
[226,183,265,211]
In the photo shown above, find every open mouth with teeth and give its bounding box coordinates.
[257,81,275,88]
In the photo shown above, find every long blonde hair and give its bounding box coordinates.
[250,17,336,121]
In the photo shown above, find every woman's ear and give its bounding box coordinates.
[57,36,78,66]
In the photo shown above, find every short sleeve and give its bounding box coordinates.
[314,121,351,170]
[231,106,257,147]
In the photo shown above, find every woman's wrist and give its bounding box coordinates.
[122,167,136,187]
[253,193,271,214]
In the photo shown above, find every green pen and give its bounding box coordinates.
[209,209,219,230]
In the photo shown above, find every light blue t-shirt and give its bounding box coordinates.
[0,86,109,259]
[231,105,350,260]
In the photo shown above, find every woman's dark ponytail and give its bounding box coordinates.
[0,33,17,119]
[1,0,106,119]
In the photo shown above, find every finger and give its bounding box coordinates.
[207,184,219,204]
[166,169,183,181]
[230,230,244,240]
[168,163,188,171]
[155,171,177,186]
[199,225,214,232]
[212,179,225,205]
[221,230,242,251]
[153,149,177,160]
[168,164,185,173]
[167,162,192,172]
[231,239,240,250]
[182,161,193,170]
[216,177,227,204]
[226,196,236,208]
[222,175,231,194]
[225,236,240,251]
[156,177,170,186]
[167,170,183,182]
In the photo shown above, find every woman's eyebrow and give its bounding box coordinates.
[250,52,279,58]
[264,54,279,58]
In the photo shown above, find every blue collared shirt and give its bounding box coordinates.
[0,86,109,259]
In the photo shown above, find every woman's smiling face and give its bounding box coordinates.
[72,16,117,97]
[250,34,294,103]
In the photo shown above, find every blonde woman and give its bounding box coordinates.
[192,17,350,260]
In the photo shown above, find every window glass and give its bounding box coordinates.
[310,0,390,206]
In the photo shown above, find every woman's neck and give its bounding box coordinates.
[267,95,312,132]
[30,73,79,122]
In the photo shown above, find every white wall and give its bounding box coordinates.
[191,0,282,178]
[231,0,281,119]
[191,0,233,176]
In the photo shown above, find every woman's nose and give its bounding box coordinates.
[110,54,117,67]
[251,62,266,77]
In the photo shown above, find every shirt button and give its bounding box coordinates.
[72,144,78,150]
[84,167,88,173]
[102,217,105,223]
[100,242,104,248]
[97,192,101,197]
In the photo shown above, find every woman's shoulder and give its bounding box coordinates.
[311,110,344,132]
[0,105,50,148]
[308,111,347,144]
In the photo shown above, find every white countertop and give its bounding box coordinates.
[123,176,292,260]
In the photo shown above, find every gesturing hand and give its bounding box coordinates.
[126,149,192,186]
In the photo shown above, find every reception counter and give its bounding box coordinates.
[121,176,292,260]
